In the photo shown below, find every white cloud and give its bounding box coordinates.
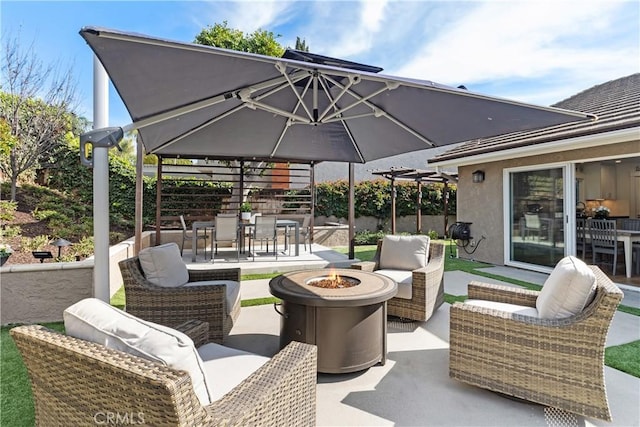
[301,0,390,58]
[392,1,638,88]
[190,0,638,105]
[198,0,296,34]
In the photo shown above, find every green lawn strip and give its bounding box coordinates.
[605,340,640,377]
[617,305,640,316]
[241,272,280,281]
[1,322,64,427]
[242,297,280,307]
[111,285,126,309]
[444,294,468,305]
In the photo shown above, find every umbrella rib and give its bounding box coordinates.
[317,75,357,122]
[321,75,436,148]
[318,78,365,163]
[122,71,308,134]
[276,63,313,120]
[148,72,311,154]
[320,81,391,122]
[268,75,316,158]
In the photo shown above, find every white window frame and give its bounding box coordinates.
[502,162,576,273]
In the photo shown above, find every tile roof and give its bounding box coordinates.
[429,73,640,163]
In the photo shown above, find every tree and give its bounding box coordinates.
[194,21,284,57]
[0,32,79,200]
[294,37,310,52]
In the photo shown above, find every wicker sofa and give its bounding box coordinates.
[119,245,241,344]
[351,237,445,321]
[449,264,622,421]
[11,319,317,426]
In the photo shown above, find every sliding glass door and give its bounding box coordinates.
[506,166,570,269]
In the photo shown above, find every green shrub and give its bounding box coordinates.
[1,225,21,238]
[72,236,94,258]
[427,230,439,239]
[354,229,385,245]
[0,200,17,223]
[20,235,50,252]
[315,179,457,220]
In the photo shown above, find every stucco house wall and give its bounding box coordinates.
[455,139,640,266]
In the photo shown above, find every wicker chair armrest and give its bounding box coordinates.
[468,281,539,307]
[188,267,241,283]
[11,325,212,426]
[350,261,376,272]
[206,341,317,426]
[412,259,443,281]
[175,320,210,347]
[136,282,226,303]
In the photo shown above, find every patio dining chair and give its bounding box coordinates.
[590,219,623,275]
[523,213,546,241]
[284,215,312,255]
[576,217,591,260]
[212,214,239,263]
[250,215,278,261]
[621,218,640,274]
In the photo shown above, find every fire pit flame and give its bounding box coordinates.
[307,269,360,289]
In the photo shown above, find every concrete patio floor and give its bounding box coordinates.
[187,245,640,426]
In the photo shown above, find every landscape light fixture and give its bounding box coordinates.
[51,238,72,259]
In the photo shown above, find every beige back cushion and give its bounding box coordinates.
[536,256,596,319]
[138,242,189,287]
[379,235,430,271]
[64,298,213,406]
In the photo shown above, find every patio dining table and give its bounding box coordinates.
[191,218,300,262]
[616,229,640,278]
[191,220,214,262]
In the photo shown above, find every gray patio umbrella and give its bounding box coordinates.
[78,27,596,163]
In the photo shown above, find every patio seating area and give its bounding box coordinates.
[227,264,640,426]
[8,243,640,426]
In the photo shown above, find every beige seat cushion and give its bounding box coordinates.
[183,280,241,314]
[379,235,430,271]
[536,256,596,319]
[63,298,213,406]
[198,343,269,401]
[465,299,538,317]
[138,242,189,287]
[374,269,412,299]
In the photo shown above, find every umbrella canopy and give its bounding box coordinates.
[79,26,595,163]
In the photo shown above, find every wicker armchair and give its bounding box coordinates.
[449,266,623,421]
[11,324,317,427]
[351,239,445,321]
[119,256,241,343]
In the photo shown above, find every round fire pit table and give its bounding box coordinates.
[269,269,397,374]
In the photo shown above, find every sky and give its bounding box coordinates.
[1,0,639,128]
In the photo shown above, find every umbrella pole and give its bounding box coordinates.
[443,181,449,238]
[417,181,422,234]
[156,158,162,245]
[134,135,143,254]
[391,178,396,234]
[310,163,315,246]
[348,163,355,259]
